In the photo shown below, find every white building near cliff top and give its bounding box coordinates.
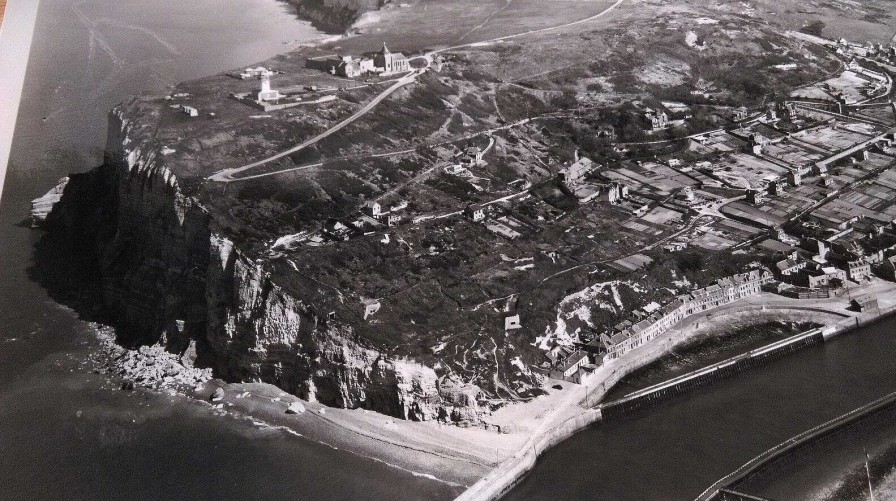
[257,74,282,102]
[373,43,410,75]
[362,299,381,320]
[505,314,521,331]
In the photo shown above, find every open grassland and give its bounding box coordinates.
[336,0,619,53]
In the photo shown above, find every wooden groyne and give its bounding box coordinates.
[598,328,826,420]
[695,389,896,501]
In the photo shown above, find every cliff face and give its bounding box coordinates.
[287,0,386,33]
[44,101,484,425]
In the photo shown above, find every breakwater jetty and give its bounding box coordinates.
[695,389,896,501]
[598,327,827,420]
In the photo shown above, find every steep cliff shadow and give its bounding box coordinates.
[28,166,117,327]
[29,156,223,375]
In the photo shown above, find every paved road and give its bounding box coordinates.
[208,0,629,183]
[208,70,423,182]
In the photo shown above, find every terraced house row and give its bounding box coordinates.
[588,270,775,363]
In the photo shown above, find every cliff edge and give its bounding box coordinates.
[36,103,486,424]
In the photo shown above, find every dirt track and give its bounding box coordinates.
[207,0,629,183]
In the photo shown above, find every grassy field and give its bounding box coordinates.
[335,0,619,54]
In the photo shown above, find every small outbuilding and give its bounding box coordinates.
[851,294,878,312]
[504,314,521,331]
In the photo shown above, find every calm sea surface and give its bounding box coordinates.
[0,1,455,500]
[507,317,896,500]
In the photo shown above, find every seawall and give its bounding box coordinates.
[599,327,826,420]
[696,389,896,501]
[457,300,895,501]
[455,401,601,501]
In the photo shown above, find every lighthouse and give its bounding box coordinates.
[257,73,281,102]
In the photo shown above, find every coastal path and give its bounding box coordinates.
[208,69,423,182]
[207,0,629,183]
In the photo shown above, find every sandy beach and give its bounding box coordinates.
[93,277,896,500]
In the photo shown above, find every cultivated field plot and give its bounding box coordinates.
[604,163,700,196]
[716,153,790,188]
[762,141,825,167]
[712,219,763,242]
[691,232,736,250]
[692,131,747,154]
[793,124,877,153]
[641,206,684,226]
[611,253,653,272]
[759,194,811,219]
[853,105,896,124]
[808,168,896,229]
[813,198,885,226]
[875,170,896,191]
[791,71,874,103]
[722,202,788,228]
[864,152,896,170]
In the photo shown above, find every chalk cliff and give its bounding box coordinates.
[42,101,485,425]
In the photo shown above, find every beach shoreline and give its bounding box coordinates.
[457,278,896,501]
[90,278,896,499]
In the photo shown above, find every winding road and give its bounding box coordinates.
[208,70,423,182]
[207,0,629,183]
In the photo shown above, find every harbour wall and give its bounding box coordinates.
[598,302,896,419]
[695,389,896,501]
[458,300,895,501]
[598,328,826,420]
[455,407,601,501]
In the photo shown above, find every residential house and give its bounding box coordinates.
[593,270,771,363]
[558,157,595,185]
[644,108,668,131]
[464,205,485,222]
[847,259,872,282]
[851,294,878,312]
[364,201,382,217]
[549,351,590,382]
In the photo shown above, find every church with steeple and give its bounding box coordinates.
[373,42,410,75]
[305,42,410,78]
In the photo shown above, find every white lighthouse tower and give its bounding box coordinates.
[257,73,281,102]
